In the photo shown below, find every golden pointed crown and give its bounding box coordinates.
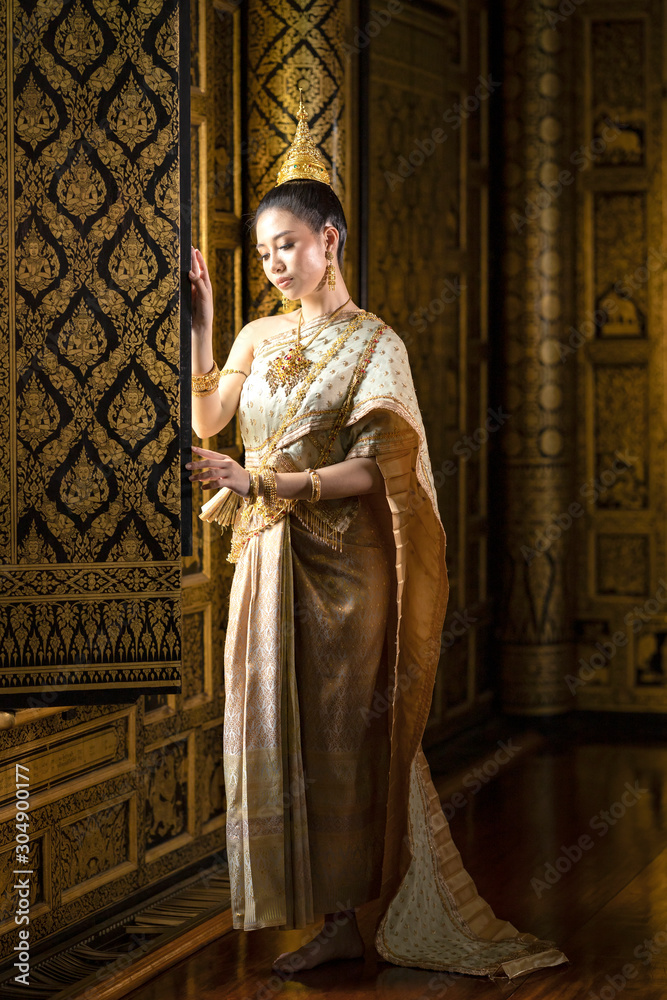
[276,90,331,187]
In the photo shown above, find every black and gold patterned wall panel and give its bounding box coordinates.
[0,0,240,966]
[244,0,346,320]
[366,0,492,740]
[0,0,182,700]
[574,1,667,712]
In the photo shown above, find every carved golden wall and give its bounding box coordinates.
[244,0,349,320]
[0,0,231,969]
[0,0,182,699]
[365,0,493,740]
[571,1,667,712]
[500,0,667,715]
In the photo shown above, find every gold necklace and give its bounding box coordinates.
[264,296,351,395]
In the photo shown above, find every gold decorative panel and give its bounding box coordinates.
[190,0,203,91]
[500,0,578,714]
[591,19,645,165]
[60,794,136,902]
[593,365,648,508]
[573,2,667,712]
[210,242,241,451]
[182,606,212,703]
[144,733,194,859]
[244,0,346,320]
[211,3,236,217]
[594,193,647,337]
[0,0,182,700]
[0,707,134,810]
[0,0,239,967]
[596,535,649,597]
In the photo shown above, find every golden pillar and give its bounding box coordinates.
[499,0,576,713]
[244,0,347,320]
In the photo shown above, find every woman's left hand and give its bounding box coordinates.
[186,446,250,495]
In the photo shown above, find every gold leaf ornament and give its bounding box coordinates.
[108,76,158,149]
[18,374,60,449]
[17,222,60,294]
[57,148,107,221]
[54,0,104,69]
[59,450,110,518]
[15,73,59,148]
[108,223,159,299]
[60,301,107,369]
[107,523,152,562]
[108,371,158,449]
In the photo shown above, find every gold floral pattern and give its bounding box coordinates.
[54,0,104,70]
[57,147,107,220]
[1,0,181,696]
[15,73,59,147]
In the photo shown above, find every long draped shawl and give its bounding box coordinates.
[201,311,568,979]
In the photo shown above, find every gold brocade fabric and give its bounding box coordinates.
[202,311,568,978]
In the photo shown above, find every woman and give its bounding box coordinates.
[186,95,567,979]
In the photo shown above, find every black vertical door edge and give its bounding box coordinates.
[179,0,193,558]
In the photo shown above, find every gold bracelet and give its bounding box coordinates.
[246,470,259,502]
[192,384,219,398]
[192,360,220,394]
[220,368,249,379]
[310,470,321,503]
[263,468,278,507]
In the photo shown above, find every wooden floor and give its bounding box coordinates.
[125,715,667,1000]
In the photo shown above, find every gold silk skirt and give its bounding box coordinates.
[223,493,394,929]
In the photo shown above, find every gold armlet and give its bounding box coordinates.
[192,360,220,395]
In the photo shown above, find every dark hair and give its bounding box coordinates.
[251,179,347,269]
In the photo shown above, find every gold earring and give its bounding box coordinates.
[325,250,336,291]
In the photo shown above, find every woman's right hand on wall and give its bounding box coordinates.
[189,246,213,340]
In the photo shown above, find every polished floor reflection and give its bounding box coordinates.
[125,715,667,1000]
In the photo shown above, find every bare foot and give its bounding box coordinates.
[272,910,365,973]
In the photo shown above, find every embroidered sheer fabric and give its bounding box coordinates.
[200,310,568,979]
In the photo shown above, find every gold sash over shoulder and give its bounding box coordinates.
[200,311,381,561]
[201,310,568,979]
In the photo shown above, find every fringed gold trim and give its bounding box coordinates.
[292,501,344,551]
[227,495,296,564]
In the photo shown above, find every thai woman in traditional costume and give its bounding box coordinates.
[186,95,568,979]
